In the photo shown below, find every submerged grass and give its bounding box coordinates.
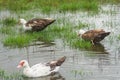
[0,26,15,35]
[0,0,103,49]
[0,69,23,80]
[3,34,33,48]
[71,69,93,77]
[63,30,91,49]
[2,17,17,26]
[0,19,91,49]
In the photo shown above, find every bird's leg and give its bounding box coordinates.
[91,40,95,45]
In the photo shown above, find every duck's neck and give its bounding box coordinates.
[23,64,31,72]
[24,63,30,68]
[23,65,33,77]
[78,33,82,38]
[23,24,27,29]
[21,20,27,28]
[22,24,32,31]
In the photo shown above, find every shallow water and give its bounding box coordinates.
[0,5,120,80]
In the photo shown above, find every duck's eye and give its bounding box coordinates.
[20,61,25,66]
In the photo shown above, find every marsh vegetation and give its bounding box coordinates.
[0,0,120,80]
[0,0,119,48]
[0,16,91,48]
[0,0,119,13]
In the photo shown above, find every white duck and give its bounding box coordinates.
[17,56,66,77]
[19,18,56,31]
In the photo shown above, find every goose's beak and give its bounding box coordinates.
[17,64,22,68]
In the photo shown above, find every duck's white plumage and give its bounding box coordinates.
[19,19,32,31]
[19,18,56,31]
[22,62,59,77]
[17,56,66,77]
[76,29,86,37]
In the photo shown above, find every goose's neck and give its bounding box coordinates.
[24,64,31,70]
[22,20,27,25]
[23,24,27,28]
[23,61,30,68]
[23,65,32,77]
[22,20,27,27]
[80,34,83,38]
[22,24,32,31]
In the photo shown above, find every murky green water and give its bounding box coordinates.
[0,5,120,80]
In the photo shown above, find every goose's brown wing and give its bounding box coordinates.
[93,32,110,43]
[84,29,105,34]
[46,56,66,71]
[82,29,105,41]
[26,18,55,31]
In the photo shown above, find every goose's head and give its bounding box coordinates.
[76,29,86,36]
[17,60,29,68]
[19,18,27,25]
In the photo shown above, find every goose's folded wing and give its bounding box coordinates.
[46,56,66,71]
[26,19,48,27]
[94,32,110,41]
[82,31,95,40]
[25,18,55,31]
[82,30,105,40]
[46,61,57,71]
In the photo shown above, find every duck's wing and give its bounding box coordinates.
[30,63,52,77]
[82,30,96,40]
[46,56,66,71]
[25,18,55,31]
[82,29,105,40]
[31,63,45,69]
[93,32,110,42]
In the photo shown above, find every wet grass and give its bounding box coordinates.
[1,30,56,48]
[0,19,91,49]
[59,1,99,12]
[1,0,118,49]
[99,0,120,4]
[0,17,18,35]
[0,69,23,80]
[118,35,120,40]
[3,34,33,48]
[2,17,17,26]
[0,26,15,35]
[0,0,119,13]
[0,0,113,13]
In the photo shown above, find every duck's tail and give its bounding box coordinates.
[56,56,66,66]
[47,18,56,25]
[46,56,66,71]
[101,32,110,38]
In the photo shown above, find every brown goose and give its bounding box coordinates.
[77,29,110,45]
[19,18,56,31]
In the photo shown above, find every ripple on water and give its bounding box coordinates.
[0,5,120,80]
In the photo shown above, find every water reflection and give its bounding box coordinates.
[0,5,120,80]
[29,41,55,48]
[23,72,65,80]
[87,43,109,54]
